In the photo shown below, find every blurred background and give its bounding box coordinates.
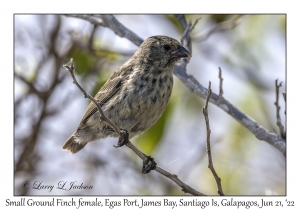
[14,14,286,195]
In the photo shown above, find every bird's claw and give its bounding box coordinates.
[142,156,157,174]
[113,129,129,148]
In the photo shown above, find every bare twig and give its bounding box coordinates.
[64,14,286,156]
[194,15,245,42]
[174,14,188,29]
[218,67,224,97]
[190,18,201,32]
[274,80,286,139]
[88,24,97,50]
[202,81,225,196]
[63,58,205,196]
[174,14,199,55]
[63,58,123,137]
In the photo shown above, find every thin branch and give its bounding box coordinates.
[202,81,225,196]
[282,92,286,115]
[14,72,44,98]
[218,67,224,97]
[274,80,286,139]
[194,15,245,42]
[63,58,206,196]
[63,59,123,137]
[65,14,143,46]
[88,24,97,50]
[174,14,188,29]
[174,14,199,55]
[190,18,201,32]
[64,15,286,156]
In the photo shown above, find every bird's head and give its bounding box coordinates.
[135,35,191,69]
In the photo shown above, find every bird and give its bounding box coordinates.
[62,35,191,156]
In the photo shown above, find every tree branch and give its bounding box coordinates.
[274,79,286,139]
[63,58,206,196]
[63,14,285,156]
[14,72,44,98]
[218,67,224,97]
[282,92,286,115]
[66,14,143,46]
[202,81,225,196]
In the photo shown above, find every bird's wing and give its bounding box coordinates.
[79,71,123,125]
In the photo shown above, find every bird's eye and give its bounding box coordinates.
[164,44,170,51]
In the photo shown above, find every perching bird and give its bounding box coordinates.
[63,35,191,155]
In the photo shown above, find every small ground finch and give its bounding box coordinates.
[63,35,191,155]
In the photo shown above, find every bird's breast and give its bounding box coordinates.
[110,69,174,135]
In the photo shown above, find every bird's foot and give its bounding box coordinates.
[142,156,157,174]
[113,129,129,148]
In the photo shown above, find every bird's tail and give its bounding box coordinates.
[62,135,87,154]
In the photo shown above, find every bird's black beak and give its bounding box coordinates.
[171,46,191,58]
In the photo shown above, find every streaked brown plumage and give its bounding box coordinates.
[63,35,191,154]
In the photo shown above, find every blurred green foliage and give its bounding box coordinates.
[135,96,175,155]
[69,48,97,76]
[210,14,236,23]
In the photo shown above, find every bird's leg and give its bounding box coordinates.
[113,129,129,148]
[142,155,157,174]
[113,129,156,173]
[100,115,157,173]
